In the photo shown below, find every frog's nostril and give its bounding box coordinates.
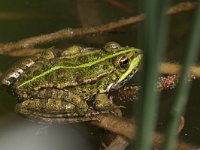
[134,49,142,56]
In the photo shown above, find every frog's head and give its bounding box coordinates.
[104,42,142,91]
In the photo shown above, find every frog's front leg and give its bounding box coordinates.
[93,93,113,111]
[64,92,89,116]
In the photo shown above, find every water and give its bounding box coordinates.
[0,0,200,149]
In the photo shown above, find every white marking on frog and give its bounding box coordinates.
[25,60,34,67]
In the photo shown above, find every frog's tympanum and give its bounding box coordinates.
[1,42,142,123]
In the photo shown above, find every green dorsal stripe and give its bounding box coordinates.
[18,48,139,87]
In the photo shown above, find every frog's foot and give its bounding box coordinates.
[87,108,114,115]
[93,93,113,111]
[85,109,118,122]
[88,105,122,117]
[110,105,126,109]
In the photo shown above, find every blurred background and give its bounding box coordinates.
[0,0,200,149]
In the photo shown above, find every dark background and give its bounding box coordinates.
[0,0,199,149]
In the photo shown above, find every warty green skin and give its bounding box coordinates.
[1,42,142,123]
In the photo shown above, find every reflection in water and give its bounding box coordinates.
[0,114,91,150]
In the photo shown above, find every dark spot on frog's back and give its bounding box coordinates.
[75,75,84,84]
[103,64,109,70]
[78,56,88,63]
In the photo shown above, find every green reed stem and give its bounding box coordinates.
[135,1,169,150]
[162,2,200,150]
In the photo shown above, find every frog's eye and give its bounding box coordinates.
[104,42,121,52]
[62,45,83,56]
[119,57,129,69]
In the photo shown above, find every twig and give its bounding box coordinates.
[177,116,185,133]
[160,62,200,78]
[0,2,197,55]
[0,15,144,54]
[166,2,197,15]
[4,48,45,57]
[91,114,199,150]
[105,136,129,150]
[91,114,135,139]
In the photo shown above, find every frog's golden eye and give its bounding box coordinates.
[119,57,129,69]
[104,42,121,52]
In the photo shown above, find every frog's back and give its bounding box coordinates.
[3,47,114,93]
[0,54,41,90]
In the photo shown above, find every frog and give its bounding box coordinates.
[1,42,142,123]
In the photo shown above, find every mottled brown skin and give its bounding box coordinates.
[1,42,142,123]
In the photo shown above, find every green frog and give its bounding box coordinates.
[1,42,142,123]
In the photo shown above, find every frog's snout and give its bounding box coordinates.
[133,49,143,57]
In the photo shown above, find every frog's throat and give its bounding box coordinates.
[18,48,140,88]
[116,54,142,84]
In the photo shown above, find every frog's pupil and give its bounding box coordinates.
[111,44,119,49]
[120,58,129,68]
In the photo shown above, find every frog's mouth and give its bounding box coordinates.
[109,53,142,91]
[108,68,138,91]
